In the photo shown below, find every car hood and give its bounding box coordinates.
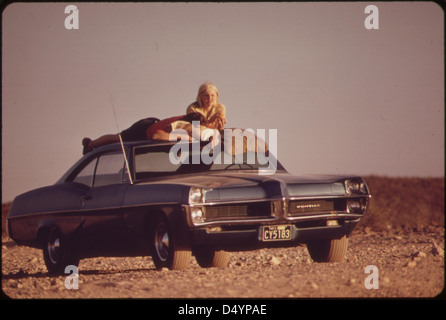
[139,171,355,202]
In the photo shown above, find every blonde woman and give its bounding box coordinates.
[186,82,227,130]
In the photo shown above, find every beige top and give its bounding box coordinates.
[186,102,226,123]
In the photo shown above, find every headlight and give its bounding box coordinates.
[345,179,367,195]
[347,198,368,213]
[189,187,203,204]
[347,200,362,213]
[191,208,205,224]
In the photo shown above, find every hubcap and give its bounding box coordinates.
[47,231,61,264]
[154,223,169,262]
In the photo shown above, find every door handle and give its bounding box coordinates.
[81,195,92,202]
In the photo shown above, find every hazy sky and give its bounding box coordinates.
[2,2,444,202]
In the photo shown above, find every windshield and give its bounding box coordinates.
[134,143,284,179]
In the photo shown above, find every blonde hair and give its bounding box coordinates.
[196,82,219,109]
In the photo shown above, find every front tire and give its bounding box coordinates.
[150,213,191,270]
[306,235,348,262]
[194,247,230,268]
[42,226,79,275]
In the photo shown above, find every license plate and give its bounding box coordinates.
[261,225,292,241]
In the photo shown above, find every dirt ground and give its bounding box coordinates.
[1,176,444,303]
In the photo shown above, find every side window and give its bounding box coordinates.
[93,153,126,187]
[72,159,96,187]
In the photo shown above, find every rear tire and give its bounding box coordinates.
[42,226,79,275]
[194,248,230,268]
[306,235,348,262]
[150,213,191,270]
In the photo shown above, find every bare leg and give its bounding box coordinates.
[82,134,120,154]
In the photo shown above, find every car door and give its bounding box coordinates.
[73,151,131,256]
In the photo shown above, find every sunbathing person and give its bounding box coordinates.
[82,113,207,154]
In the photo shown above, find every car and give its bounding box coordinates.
[7,139,371,275]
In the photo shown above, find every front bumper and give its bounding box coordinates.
[183,192,370,249]
[188,218,360,250]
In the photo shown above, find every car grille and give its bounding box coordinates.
[287,199,335,215]
[203,202,272,221]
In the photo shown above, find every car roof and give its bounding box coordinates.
[100,139,178,151]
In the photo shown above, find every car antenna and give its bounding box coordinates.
[109,93,134,184]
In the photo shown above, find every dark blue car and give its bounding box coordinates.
[7,140,371,274]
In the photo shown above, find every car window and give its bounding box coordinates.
[93,153,126,187]
[134,147,181,180]
[134,143,284,179]
[136,151,181,173]
[72,158,96,187]
[71,152,127,187]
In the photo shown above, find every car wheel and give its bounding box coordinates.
[306,235,348,263]
[150,213,191,270]
[42,226,79,275]
[194,247,230,268]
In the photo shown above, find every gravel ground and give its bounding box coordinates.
[2,226,444,300]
